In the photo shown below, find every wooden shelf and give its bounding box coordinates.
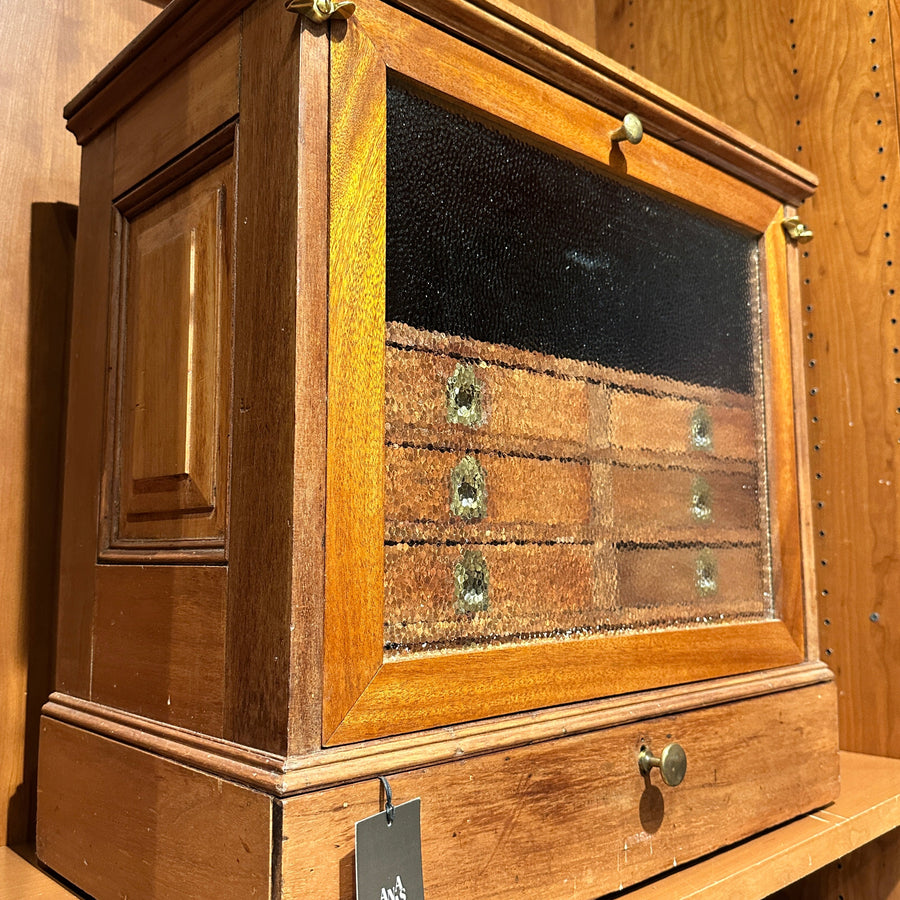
[5,752,899,899]
[623,751,900,898]
[0,846,82,899]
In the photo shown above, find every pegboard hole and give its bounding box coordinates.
[809,359,817,367]
[817,501,824,508]
[810,388,818,395]
[822,589,830,595]
[812,416,819,422]
[807,332,814,339]
[873,64,879,72]
[824,618,831,625]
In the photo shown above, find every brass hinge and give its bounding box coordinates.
[285,0,355,22]
[782,215,814,243]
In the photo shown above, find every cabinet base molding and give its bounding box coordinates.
[43,661,831,795]
[38,678,839,899]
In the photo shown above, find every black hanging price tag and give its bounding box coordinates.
[355,797,425,900]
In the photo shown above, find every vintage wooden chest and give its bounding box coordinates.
[37,0,839,896]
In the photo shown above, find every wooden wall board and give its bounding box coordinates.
[588,0,900,761]
[0,0,159,848]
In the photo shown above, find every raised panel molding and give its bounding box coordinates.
[104,135,235,558]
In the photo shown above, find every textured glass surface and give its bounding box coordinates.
[382,80,773,656]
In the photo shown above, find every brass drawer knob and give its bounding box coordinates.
[639,742,687,787]
[695,548,718,597]
[610,113,644,145]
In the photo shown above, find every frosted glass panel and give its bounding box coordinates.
[383,80,772,656]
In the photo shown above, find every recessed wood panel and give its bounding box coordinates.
[109,154,233,552]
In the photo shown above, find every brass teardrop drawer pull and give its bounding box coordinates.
[610,113,644,145]
[639,742,687,787]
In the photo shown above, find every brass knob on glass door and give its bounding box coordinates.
[610,113,644,145]
[639,742,687,787]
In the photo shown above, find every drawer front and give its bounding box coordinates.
[281,682,839,899]
[385,446,592,542]
[609,389,756,460]
[616,546,766,625]
[385,344,605,457]
[604,463,761,541]
[383,543,610,648]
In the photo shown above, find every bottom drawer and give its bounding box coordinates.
[280,680,839,898]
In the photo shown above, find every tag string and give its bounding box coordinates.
[378,775,395,825]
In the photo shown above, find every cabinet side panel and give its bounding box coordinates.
[37,717,272,899]
[110,155,234,549]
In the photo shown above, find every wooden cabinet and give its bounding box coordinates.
[36,0,839,897]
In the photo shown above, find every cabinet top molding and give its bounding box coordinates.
[64,0,815,205]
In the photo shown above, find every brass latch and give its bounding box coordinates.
[285,0,355,22]
[782,216,814,243]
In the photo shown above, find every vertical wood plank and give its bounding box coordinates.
[322,18,387,742]
[287,19,331,754]
[227,0,301,753]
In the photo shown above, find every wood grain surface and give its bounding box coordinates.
[37,717,272,899]
[0,0,158,846]
[0,847,79,899]
[327,619,802,744]
[225,0,298,754]
[282,682,838,899]
[91,565,227,735]
[323,16,388,742]
[624,751,900,899]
